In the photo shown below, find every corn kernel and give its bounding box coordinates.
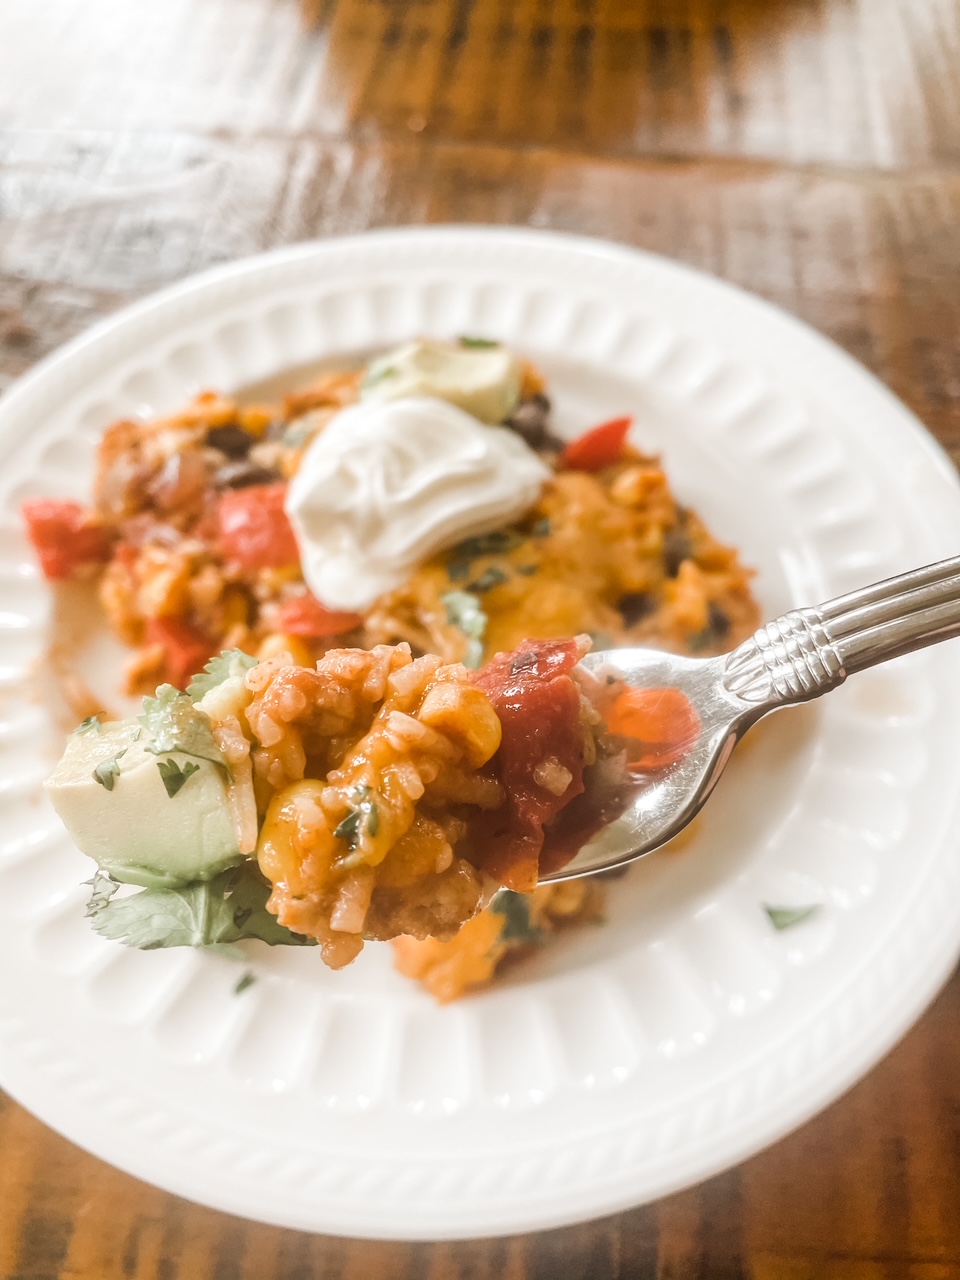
[417,682,502,767]
[256,632,315,667]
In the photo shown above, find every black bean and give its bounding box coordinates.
[662,529,693,577]
[707,601,731,639]
[617,592,656,626]
[206,423,255,458]
[506,394,564,452]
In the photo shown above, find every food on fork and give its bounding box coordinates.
[45,637,702,970]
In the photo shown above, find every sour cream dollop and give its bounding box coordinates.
[285,396,551,611]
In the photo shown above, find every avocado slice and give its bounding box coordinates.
[45,718,242,889]
[360,338,522,424]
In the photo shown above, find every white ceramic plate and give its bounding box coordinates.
[1,228,960,1241]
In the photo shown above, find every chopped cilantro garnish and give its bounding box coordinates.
[157,758,201,798]
[334,808,361,848]
[84,865,316,950]
[458,335,499,349]
[468,566,509,594]
[86,871,119,914]
[517,564,539,576]
[442,590,488,668]
[140,685,229,777]
[446,531,522,591]
[447,558,472,582]
[334,785,380,852]
[531,517,551,538]
[453,531,522,558]
[92,750,126,791]
[491,890,545,944]
[361,362,397,391]
[234,971,257,995]
[75,714,104,735]
[187,649,258,701]
[764,904,820,931]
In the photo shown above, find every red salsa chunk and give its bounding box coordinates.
[275,593,364,638]
[472,638,587,892]
[22,499,112,581]
[145,616,213,690]
[217,484,300,573]
[606,685,700,771]
[558,416,633,472]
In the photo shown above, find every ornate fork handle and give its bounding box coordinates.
[722,554,960,708]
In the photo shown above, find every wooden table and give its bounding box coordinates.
[4,1,960,1274]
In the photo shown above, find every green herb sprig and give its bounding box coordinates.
[140,685,229,778]
[491,890,545,945]
[75,714,104,735]
[334,784,381,853]
[442,590,488,668]
[468,566,509,594]
[187,649,258,702]
[446,530,523,584]
[157,758,201,798]
[93,749,127,791]
[234,971,257,995]
[764,904,820,931]
[85,864,316,950]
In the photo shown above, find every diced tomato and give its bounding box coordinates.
[472,639,587,892]
[476,637,581,691]
[606,685,700,771]
[217,484,300,573]
[558,416,633,472]
[145,616,213,690]
[275,594,364,638]
[22,499,112,580]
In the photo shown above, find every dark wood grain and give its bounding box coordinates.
[3,0,960,1276]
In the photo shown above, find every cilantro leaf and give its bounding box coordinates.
[157,758,201,798]
[442,590,488,669]
[458,335,499,349]
[75,714,104,735]
[333,808,361,848]
[334,785,380,853]
[764,904,820,931]
[186,649,258,701]
[85,863,316,950]
[452,531,522,559]
[139,685,228,774]
[86,870,121,914]
[361,360,397,391]
[92,749,126,791]
[447,557,472,583]
[446,531,523,586]
[491,890,545,944]
[234,971,256,995]
[468,566,509,594]
[531,517,551,538]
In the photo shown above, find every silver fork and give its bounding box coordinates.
[542,554,960,882]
